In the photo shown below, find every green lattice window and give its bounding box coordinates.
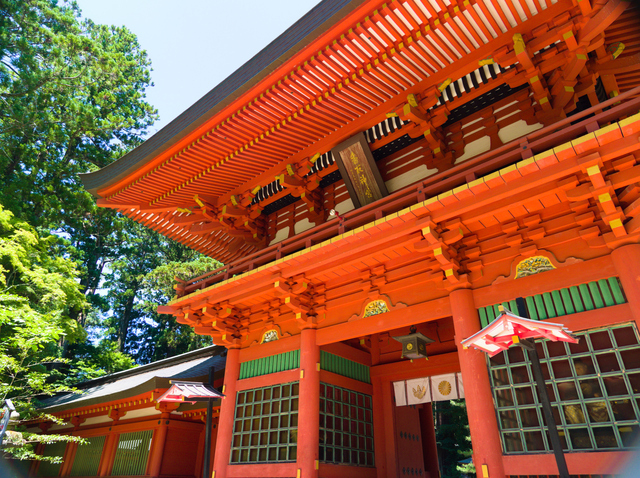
[478,277,626,327]
[489,324,640,453]
[231,382,299,463]
[111,430,152,476]
[37,441,67,477]
[70,435,105,476]
[319,383,374,467]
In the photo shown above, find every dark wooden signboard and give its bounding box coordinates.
[331,132,388,208]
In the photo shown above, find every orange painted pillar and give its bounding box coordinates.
[195,426,206,478]
[212,347,240,478]
[611,244,640,329]
[147,416,169,477]
[419,403,440,478]
[450,288,505,478]
[98,431,118,477]
[297,327,320,478]
[371,376,388,478]
[382,378,398,478]
[59,441,76,476]
[29,443,45,476]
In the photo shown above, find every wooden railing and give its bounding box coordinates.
[175,87,640,298]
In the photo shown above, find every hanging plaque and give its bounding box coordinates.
[331,132,388,208]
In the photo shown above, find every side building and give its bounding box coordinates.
[81,0,640,477]
[30,346,225,478]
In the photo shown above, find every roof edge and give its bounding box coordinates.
[71,344,223,391]
[80,0,365,197]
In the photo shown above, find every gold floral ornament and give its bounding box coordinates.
[261,329,279,343]
[515,256,556,279]
[437,380,452,396]
[413,385,427,400]
[363,300,390,318]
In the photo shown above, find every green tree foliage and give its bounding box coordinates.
[0,5,220,463]
[0,206,88,460]
[95,220,220,363]
[0,0,157,229]
[0,0,167,463]
[433,400,474,478]
[0,0,160,347]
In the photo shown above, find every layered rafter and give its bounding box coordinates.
[162,102,640,347]
[87,0,638,262]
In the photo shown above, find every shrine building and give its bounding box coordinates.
[78,0,640,477]
[30,346,225,478]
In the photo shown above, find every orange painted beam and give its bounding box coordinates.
[556,303,634,333]
[319,370,373,395]
[236,369,300,391]
[226,463,297,477]
[318,464,377,478]
[370,351,459,380]
[502,450,632,475]
[321,342,372,365]
[472,254,616,307]
[238,334,301,362]
[316,297,452,345]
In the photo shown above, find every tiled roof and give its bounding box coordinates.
[39,346,225,412]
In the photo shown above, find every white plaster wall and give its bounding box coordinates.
[498,119,543,144]
[385,164,437,193]
[454,136,492,164]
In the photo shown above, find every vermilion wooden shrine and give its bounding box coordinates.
[78,0,640,477]
[30,347,225,478]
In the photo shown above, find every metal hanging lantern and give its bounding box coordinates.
[392,326,434,359]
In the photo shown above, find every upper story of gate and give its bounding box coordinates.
[81,0,640,266]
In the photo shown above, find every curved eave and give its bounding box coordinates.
[80,0,366,197]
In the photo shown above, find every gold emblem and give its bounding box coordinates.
[438,380,452,396]
[261,329,279,343]
[515,256,555,278]
[412,385,427,400]
[363,300,390,318]
[406,343,413,350]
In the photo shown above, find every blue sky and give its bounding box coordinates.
[77,0,320,135]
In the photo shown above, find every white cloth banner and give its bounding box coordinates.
[431,373,459,401]
[393,380,407,406]
[406,377,431,405]
[457,373,465,399]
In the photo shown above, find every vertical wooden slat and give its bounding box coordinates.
[38,441,67,477]
[560,288,575,314]
[70,435,105,477]
[570,286,585,312]
[319,351,370,383]
[508,299,518,313]
[579,283,595,310]
[524,296,538,320]
[551,290,566,316]
[598,279,615,307]
[111,430,152,476]
[589,281,605,308]
[479,307,488,327]
[533,295,548,319]
[608,277,626,304]
[542,292,556,318]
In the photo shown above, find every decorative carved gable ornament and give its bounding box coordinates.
[515,256,556,278]
[261,329,279,343]
[492,250,582,285]
[363,300,390,318]
[348,295,406,322]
